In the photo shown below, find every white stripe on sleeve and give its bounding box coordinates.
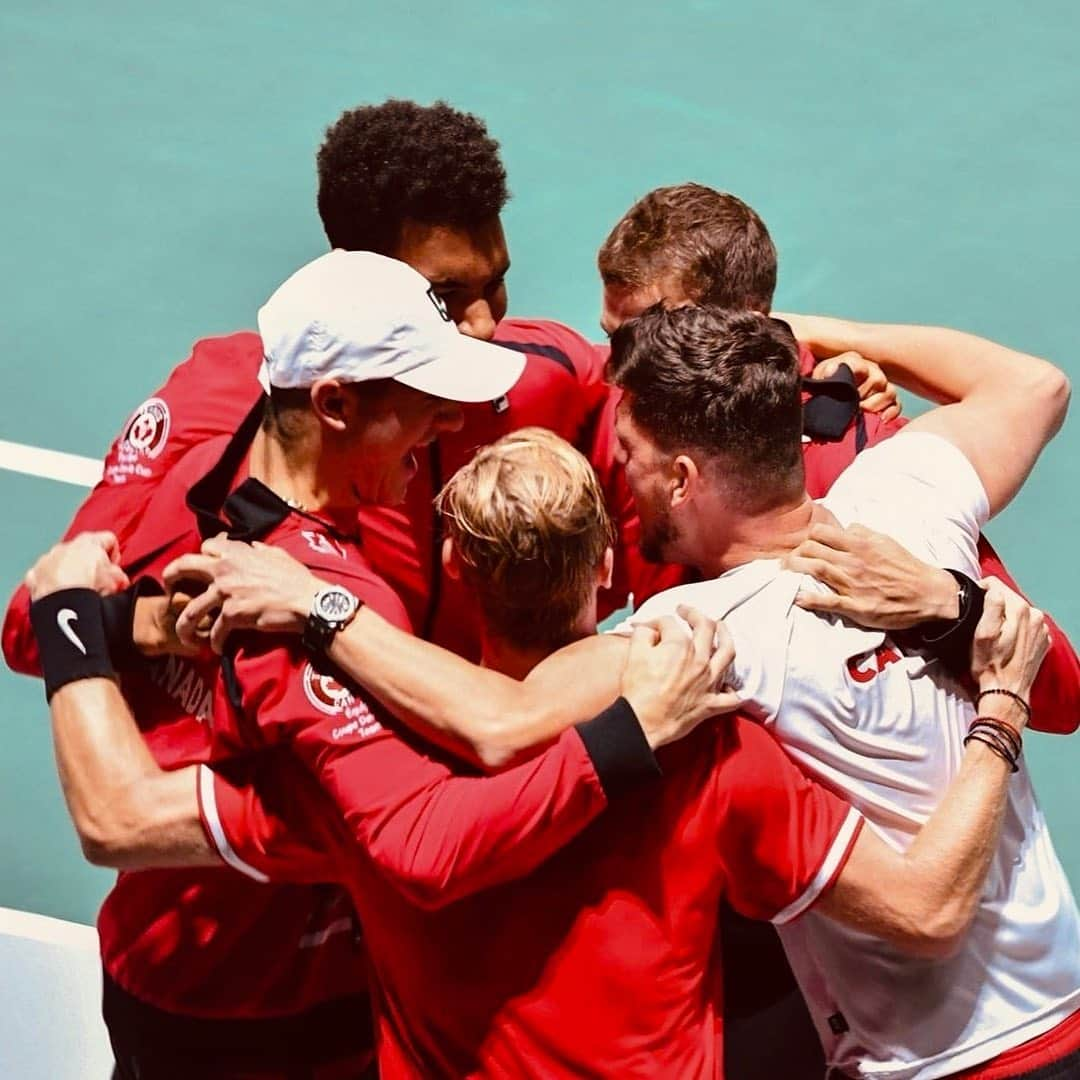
[771,806,863,925]
[197,763,270,883]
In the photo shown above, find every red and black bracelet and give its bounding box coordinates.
[975,688,1031,725]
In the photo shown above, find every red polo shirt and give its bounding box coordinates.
[201,697,862,1078]
[203,695,859,1075]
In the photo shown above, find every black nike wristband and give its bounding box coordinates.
[29,588,115,701]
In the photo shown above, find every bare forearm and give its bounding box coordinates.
[822,705,1018,955]
[794,315,1064,414]
[49,680,216,868]
[326,610,623,768]
[891,738,1010,938]
[838,321,1063,411]
[792,314,1069,514]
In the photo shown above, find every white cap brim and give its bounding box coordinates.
[391,334,526,403]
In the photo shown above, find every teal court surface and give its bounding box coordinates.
[2,0,1079,940]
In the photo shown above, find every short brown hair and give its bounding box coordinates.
[436,428,614,650]
[597,183,777,312]
[607,305,804,509]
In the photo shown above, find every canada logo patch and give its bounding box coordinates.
[121,397,171,459]
[301,663,382,739]
[302,664,354,715]
[301,530,346,559]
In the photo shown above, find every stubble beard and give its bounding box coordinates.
[639,507,678,565]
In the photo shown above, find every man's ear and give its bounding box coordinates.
[441,536,463,581]
[309,377,353,433]
[670,453,701,510]
[598,545,614,591]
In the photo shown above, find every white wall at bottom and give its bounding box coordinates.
[0,907,111,1079]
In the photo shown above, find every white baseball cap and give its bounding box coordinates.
[257,249,525,403]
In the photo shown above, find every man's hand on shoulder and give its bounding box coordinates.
[621,605,740,749]
[785,523,960,629]
[971,577,1049,728]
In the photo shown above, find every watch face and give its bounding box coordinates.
[317,588,356,621]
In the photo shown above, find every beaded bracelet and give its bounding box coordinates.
[976,688,1031,724]
[969,716,1022,757]
[963,728,1019,773]
[968,725,1019,767]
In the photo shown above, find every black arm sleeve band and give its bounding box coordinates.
[895,570,986,680]
[101,577,166,670]
[29,589,115,701]
[574,696,662,797]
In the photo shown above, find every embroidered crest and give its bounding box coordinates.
[121,398,171,459]
[301,530,346,559]
[302,663,354,716]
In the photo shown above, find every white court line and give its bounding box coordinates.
[0,906,98,950]
[0,440,100,488]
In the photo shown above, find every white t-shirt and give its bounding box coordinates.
[616,431,1080,1079]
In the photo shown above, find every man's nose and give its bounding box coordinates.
[456,299,497,342]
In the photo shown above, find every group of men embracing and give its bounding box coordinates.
[7,98,1080,1079]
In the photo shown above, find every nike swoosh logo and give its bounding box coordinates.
[57,609,87,655]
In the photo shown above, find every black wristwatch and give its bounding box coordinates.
[301,585,361,654]
[895,569,985,680]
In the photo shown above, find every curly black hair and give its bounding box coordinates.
[316,99,510,254]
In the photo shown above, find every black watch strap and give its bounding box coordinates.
[301,614,333,654]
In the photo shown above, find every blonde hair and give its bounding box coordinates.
[436,427,615,650]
